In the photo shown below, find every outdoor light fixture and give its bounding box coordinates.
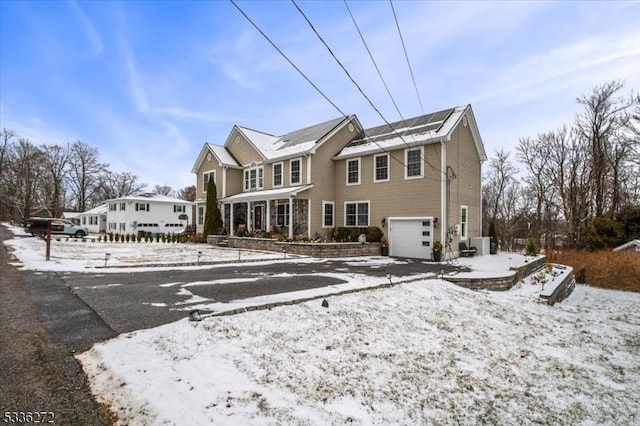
[104,253,111,267]
[197,250,202,265]
[434,217,439,228]
[189,309,202,321]
[381,217,386,227]
[386,271,392,285]
[321,299,329,308]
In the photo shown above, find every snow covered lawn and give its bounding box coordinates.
[78,280,640,425]
[2,224,289,272]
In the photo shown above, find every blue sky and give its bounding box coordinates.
[1,0,639,190]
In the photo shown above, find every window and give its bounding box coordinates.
[108,222,116,230]
[173,205,186,213]
[276,202,290,226]
[119,202,126,211]
[345,201,369,227]
[322,201,334,228]
[82,217,87,225]
[346,158,361,185]
[290,158,301,185]
[119,223,126,232]
[109,203,117,211]
[461,205,468,239]
[198,207,204,225]
[374,153,389,182]
[244,166,264,191]
[273,162,283,187]
[405,147,424,178]
[203,170,215,192]
[90,216,98,225]
[135,203,150,212]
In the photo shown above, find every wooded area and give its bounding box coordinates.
[483,81,640,250]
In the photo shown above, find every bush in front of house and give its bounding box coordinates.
[330,226,383,243]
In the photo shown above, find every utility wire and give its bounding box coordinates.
[390,0,424,115]
[229,0,347,118]
[293,0,443,177]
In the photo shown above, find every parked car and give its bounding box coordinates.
[24,217,89,238]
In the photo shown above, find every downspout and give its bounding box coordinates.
[288,197,294,239]
[230,202,234,236]
[440,140,447,246]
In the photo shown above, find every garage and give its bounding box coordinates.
[388,217,434,260]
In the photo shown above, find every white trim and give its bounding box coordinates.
[306,154,312,185]
[203,169,216,193]
[290,157,302,185]
[404,146,424,179]
[344,200,370,227]
[272,162,283,188]
[346,157,361,186]
[322,201,335,228]
[373,153,390,183]
[243,165,264,192]
[440,141,447,244]
[460,204,469,239]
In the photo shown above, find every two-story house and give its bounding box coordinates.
[192,104,486,259]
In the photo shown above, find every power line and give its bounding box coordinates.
[229,0,347,118]
[389,0,424,115]
[292,0,443,177]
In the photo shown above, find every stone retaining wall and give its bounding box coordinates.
[445,256,547,292]
[207,235,380,258]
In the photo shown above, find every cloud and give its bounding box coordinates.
[119,37,150,113]
[67,0,103,55]
[154,107,241,123]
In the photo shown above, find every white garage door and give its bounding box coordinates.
[388,217,434,259]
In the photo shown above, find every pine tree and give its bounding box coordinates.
[203,178,223,236]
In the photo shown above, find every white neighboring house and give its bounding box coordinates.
[78,204,108,234]
[103,193,193,235]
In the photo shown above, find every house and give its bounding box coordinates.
[100,193,193,235]
[613,240,640,254]
[192,105,486,259]
[78,204,107,234]
[61,211,81,225]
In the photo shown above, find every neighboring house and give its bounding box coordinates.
[78,204,107,234]
[62,211,81,225]
[101,193,193,235]
[192,105,486,259]
[613,240,640,253]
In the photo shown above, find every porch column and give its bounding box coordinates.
[288,197,294,239]
[230,202,234,236]
[248,201,253,231]
[266,200,271,234]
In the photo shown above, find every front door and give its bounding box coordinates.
[254,205,263,231]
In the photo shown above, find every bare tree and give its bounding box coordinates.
[5,138,48,218]
[96,171,146,200]
[482,149,520,248]
[152,184,173,196]
[176,185,196,202]
[41,143,72,217]
[67,141,107,211]
[0,129,17,219]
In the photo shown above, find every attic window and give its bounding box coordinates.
[348,123,354,132]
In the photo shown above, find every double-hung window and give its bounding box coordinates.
[322,201,334,228]
[346,158,361,185]
[203,170,215,193]
[135,203,149,212]
[276,202,290,226]
[460,205,468,239]
[405,147,424,179]
[374,153,389,182]
[345,201,369,227]
[198,206,204,225]
[173,205,186,213]
[290,158,301,185]
[244,166,264,191]
[273,162,283,187]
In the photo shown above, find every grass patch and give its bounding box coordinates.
[545,249,640,292]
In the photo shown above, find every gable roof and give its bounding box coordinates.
[104,193,193,205]
[191,142,241,174]
[613,239,640,251]
[334,105,486,161]
[79,204,108,216]
[231,116,352,162]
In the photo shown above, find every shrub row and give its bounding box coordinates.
[545,249,640,292]
[98,232,190,244]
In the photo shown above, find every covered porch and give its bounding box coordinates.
[220,185,312,239]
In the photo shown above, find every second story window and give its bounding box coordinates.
[119,202,126,211]
[203,170,215,193]
[346,158,361,185]
[273,162,283,187]
[173,205,186,213]
[290,158,301,185]
[405,147,424,179]
[135,203,150,212]
[109,203,117,211]
[374,153,389,182]
[244,166,264,191]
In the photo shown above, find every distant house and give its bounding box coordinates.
[192,105,486,259]
[62,211,81,225]
[102,193,193,235]
[613,240,640,254]
[78,204,107,234]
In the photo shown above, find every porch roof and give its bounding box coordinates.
[220,185,313,203]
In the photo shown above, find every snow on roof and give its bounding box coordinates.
[105,194,193,204]
[613,239,640,251]
[208,143,239,167]
[79,204,108,216]
[334,106,477,159]
[221,185,313,203]
[236,116,347,160]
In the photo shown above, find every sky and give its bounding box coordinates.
[1,1,639,190]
